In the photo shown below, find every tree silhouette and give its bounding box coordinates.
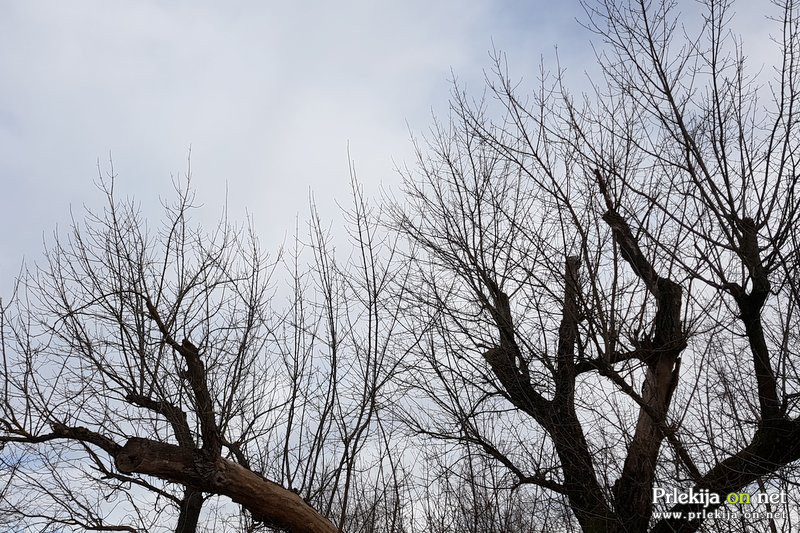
[394,1,800,531]
[3,1,800,532]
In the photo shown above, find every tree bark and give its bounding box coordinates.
[175,489,203,533]
[115,438,338,533]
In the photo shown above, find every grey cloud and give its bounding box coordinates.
[0,1,595,293]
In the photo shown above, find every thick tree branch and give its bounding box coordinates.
[115,438,338,533]
[145,298,221,455]
[484,258,617,532]
[733,217,781,422]
[596,169,687,530]
[652,419,800,533]
[126,393,194,449]
[554,256,581,403]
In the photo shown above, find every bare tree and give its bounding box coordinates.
[264,176,411,533]
[5,1,800,532]
[0,166,406,532]
[393,1,800,531]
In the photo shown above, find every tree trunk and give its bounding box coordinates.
[175,489,203,533]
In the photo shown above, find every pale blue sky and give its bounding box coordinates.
[0,1,776,292]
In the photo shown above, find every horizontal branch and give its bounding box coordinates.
[115,438,337,533]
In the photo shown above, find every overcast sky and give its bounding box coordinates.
[0,1,778,294]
